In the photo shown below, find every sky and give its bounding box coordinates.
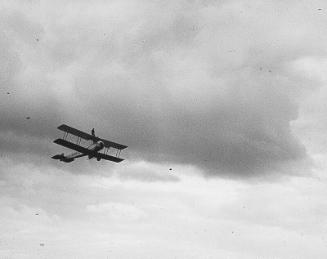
[1,0,327,258]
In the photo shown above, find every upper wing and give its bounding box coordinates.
[100,138,128,150]
[58,124,95,141]
[53,138,124,163]
[58,124,128,150]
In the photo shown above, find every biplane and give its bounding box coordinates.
[52,124,127,163]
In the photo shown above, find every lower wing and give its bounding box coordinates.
[66,151,87,159]
[53,139,124,163]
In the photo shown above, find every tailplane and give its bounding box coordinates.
[51,153,74,163]
[52,153,64,160]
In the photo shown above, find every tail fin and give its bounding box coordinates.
[52,153,65,160]
[51,153,74,163]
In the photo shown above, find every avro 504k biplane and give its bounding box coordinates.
[52,124,127,163]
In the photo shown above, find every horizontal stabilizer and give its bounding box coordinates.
[51,153,74,163]
[51,154,63,160]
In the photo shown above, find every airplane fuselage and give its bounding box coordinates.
[87,141,104,160]
[53,140,104,162]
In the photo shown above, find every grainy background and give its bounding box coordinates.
[0,0,326,258]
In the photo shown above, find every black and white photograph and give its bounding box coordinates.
[1,0,327,258]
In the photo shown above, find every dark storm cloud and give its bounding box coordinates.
[1,0,322,176]
[0,10,63,159]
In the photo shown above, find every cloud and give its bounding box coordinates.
[2,3,327,258]
[86,202,147,222]
[2,0,326,176]
[115,161,180,182]
[1,160,327,258]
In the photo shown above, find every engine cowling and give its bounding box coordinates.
[96,141,104,150]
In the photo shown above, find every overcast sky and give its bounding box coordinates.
[1,0,327,258]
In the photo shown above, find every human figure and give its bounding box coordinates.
[91,128,95,137]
